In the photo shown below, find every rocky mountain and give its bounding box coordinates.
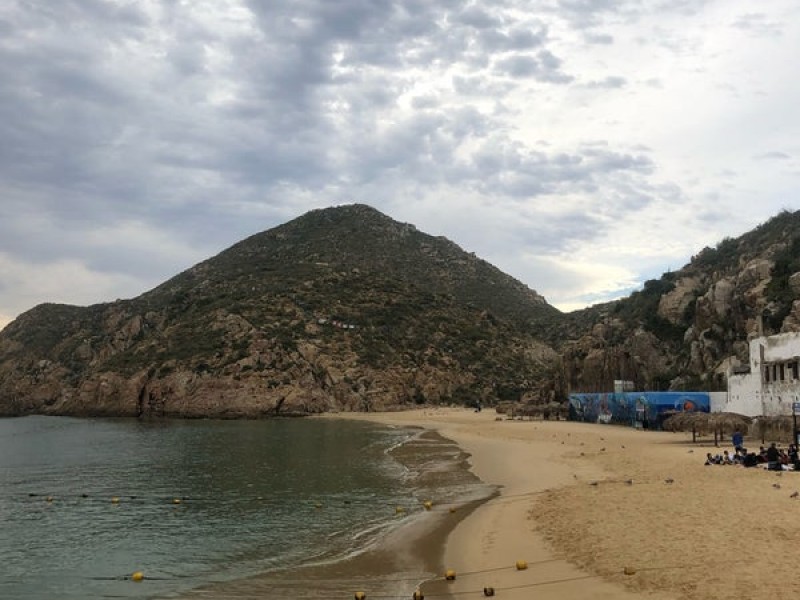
[2,205,798,418]
[553,209,800,393]
[0,205,561,417]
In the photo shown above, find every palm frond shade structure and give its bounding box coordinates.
[663,412,752,445]
[754,415,794,444]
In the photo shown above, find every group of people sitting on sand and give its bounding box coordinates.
[704,440,800,471]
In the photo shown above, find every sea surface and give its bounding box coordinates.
[0,415,493,599]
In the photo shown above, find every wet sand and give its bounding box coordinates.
[336,407,800,600]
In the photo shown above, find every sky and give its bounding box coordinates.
[2,0,799,330]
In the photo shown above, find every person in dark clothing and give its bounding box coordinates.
[743,451,759,468]
[789,444,799,470]
[766,443,782,471]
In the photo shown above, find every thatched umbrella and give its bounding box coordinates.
[755,415,794,444]
[662,412,752,445]
[542,401,566,421]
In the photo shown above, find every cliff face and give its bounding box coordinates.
[556,210,800,393]
[2,206,799,418]
[0,205,560,417]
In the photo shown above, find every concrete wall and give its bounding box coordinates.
[727,332,800,416]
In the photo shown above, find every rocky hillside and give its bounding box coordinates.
[553,210,800,393]
[2,206,798,418]
[0,205,561,417]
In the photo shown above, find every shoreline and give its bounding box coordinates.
[173,422,492,600]
[334,408,666,600]
[334,407,800,600]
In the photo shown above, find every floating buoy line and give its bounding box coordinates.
[16,492,490,515]
[76,560,698,599]
[15,485,703,597]
[341,561,700,599]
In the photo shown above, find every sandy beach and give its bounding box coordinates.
[334,407,800,600]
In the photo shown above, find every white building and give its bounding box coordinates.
[726,332,800,416]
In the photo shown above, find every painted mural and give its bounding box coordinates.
[568,391,710,429]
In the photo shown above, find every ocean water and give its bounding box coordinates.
[0,415,493,599]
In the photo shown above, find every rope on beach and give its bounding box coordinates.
[340,562,705,599]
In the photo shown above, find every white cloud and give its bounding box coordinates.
[0,0,799,324]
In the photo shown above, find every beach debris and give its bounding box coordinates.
[413,590,424,600]
[621,445,625,449]
[773,483,781,489]
[423,500,433,510]
[46,496,54,503]
[790,491,799,498]
[395,506,406,514]
[664,478,675,484]
[354,592,366,600]
[589,481,599,486]
[687,449,694,453]
[623,566,636,576]
[515,559,528,570]
[130,571,144,582]
[445,569,457,581]
[624,479,633,485]
[483,587,495,596]
[600,447,606,452]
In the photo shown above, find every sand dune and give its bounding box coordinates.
[340,407,800,600]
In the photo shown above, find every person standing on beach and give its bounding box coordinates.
[732,429,744,452]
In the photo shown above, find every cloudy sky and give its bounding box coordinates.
[1,0,799,330]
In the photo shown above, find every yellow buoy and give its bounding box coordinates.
[623,566,636,576]
[445,569,456,581]
[46,496,54,503]
[395,506,406,514]
[111,497,120,504]
[354,592,366,600]
[483,587,495,597]
[515,559,528,570]
[423,500,433,511]
[412,590,424,600]
[172,498,182,505]
[130,571,144,582]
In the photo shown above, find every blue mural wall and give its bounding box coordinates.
[568,391,711,428]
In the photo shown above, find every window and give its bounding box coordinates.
[791,361,799,380]
[765,366,770,382]
[780,364,786,381]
